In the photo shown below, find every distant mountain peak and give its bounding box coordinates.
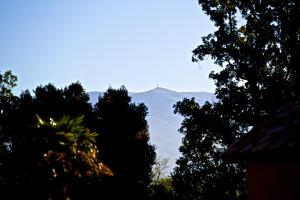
[142,87,178,95]
[87,89,215,172]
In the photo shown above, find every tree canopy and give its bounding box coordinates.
[0,74,156,199]
[94,86,156,199]
[172,0,299,199]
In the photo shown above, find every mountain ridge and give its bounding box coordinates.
[88,87,215,174]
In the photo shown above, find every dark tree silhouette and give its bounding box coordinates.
[0,70,17,144]
[63,82,95,127]
[172,0,299,200]
[94,86,156,199]
[0,70,18,195]
[0,70,17,100]
[1,80,157,199]
[0,81,109,199]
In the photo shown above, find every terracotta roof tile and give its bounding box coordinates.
[222,102,300,163]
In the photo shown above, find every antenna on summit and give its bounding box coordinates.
[156,83,159,88]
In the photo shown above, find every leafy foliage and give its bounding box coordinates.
[0,70,17,136]
[1,79,113,198]
[152,157,170,183]
[173,99,246,200]
[0,70,17,100]
[150,157,175,200]
[172,0,299,200]
[149,177,175,200]
[0,70,18,186]
[0,82,156,199]
[36,115,112,199]
[0,79,114,199]
[193,0,300,114]
[36,115,113,178]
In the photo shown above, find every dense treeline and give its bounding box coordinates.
[0,71,156,199]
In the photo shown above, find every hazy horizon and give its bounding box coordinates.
[88,86,215,93]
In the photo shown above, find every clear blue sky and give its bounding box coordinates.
[0,0,219,95]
